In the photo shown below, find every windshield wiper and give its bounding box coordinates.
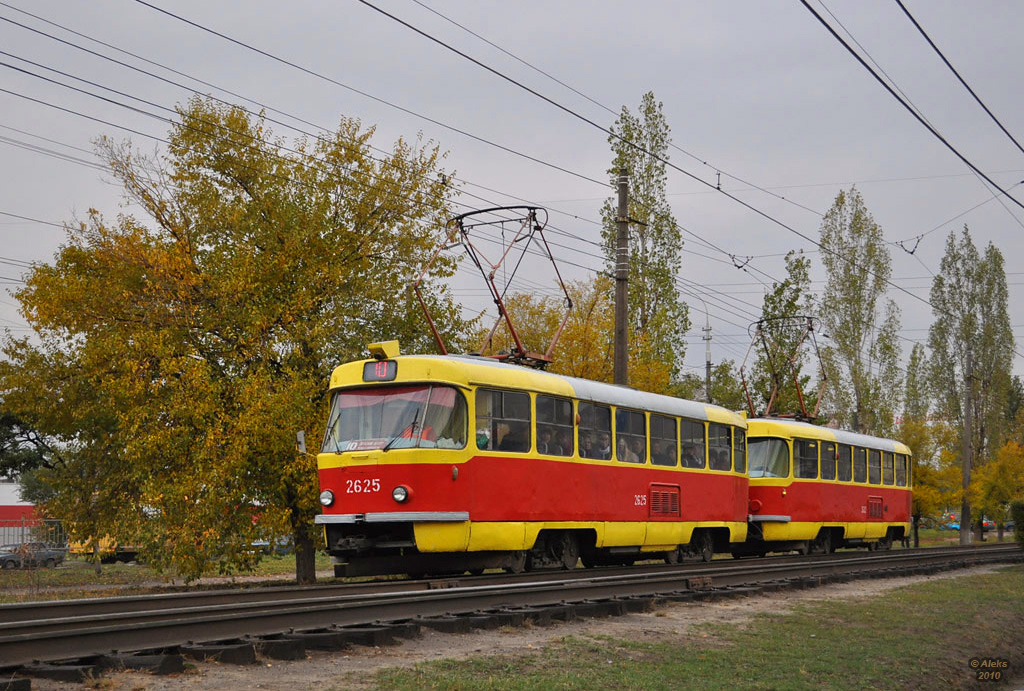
[382,408,420,452]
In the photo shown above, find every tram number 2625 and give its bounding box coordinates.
[346,478,381,494]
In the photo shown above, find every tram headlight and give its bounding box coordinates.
[392,485,410,503]
[319,490,335,507]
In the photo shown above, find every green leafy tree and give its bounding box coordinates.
[708,360,747,411]
[746,250,817,416]
[903,344,930,421]
[0,97,463,583]
[1005,375,1024,432]
[928,227,1014,466]
[0,410,60,482]
[673,360,745,409]
[600,92,689,380]
[819,188,901,435]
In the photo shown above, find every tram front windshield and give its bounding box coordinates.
[747,438,790,478]
[321,385,467,453]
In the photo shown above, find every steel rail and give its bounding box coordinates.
[0,543,1018,668]
[0,543,1003,623]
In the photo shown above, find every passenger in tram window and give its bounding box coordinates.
[579,433,595,458]
[618,438,638,462]
[555,429,572,456]
[537,426,552,454]
[710,448,731,470]
[597,432,612,459]
[631,437,646,463]
[498,423,528,452]
[682,444,700,467]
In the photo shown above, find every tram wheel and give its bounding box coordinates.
[695,532,714,562]
[505,550,527,574]
[810,531,832,555]
[665,546,684,564]
[555,533,580,569]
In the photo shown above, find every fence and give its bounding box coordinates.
[0,518,67,548]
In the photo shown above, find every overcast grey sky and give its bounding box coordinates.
[2,0,1023,382]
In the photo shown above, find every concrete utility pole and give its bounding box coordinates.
[960,350,973,546]
[614,168,629,386]
[704,318,713,403]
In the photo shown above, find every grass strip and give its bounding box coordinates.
[373,565,1024,691]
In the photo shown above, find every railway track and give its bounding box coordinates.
[0,543,1019,683]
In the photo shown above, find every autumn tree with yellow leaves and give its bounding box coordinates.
[0,97,464,583]
[971,441,1024,537]
[483,275,674,394]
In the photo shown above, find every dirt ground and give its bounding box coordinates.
[20,565,1016,691]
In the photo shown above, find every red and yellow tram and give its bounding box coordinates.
[742,418,912,555]
[315,342,749,576]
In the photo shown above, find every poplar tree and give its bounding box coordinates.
[818,188,902,435]
[0,97,463,583]
[928,227,1014,465]
[600,92,689,377]
[903,343,931,421]
[748,250,816,416]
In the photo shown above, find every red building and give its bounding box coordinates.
[0,480,35,521]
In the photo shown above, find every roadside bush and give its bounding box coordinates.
[1011,500,1024,549]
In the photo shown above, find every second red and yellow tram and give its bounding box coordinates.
[742,418,912,555]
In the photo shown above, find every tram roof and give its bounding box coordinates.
[747,417,910,454]
[331,352,745,425]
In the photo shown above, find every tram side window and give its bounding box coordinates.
[837,445,852,482]
[820,442,836,480]
[853,447,867,483]
[733,428,747,473]
[882,451,894,485]
[476,389,531,453]
[795,439,818,479]
[579,402,611,459]
[868,449,882,484]
[615,409,646,463]
[650,414,678,467]
[536,395,573,457]
[708,423,731,471]
[895,453,908,486]
[680,419,706,468]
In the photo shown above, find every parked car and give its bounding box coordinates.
[981,517,996,532]
[250,537,293,556]
[0,542,66,569]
